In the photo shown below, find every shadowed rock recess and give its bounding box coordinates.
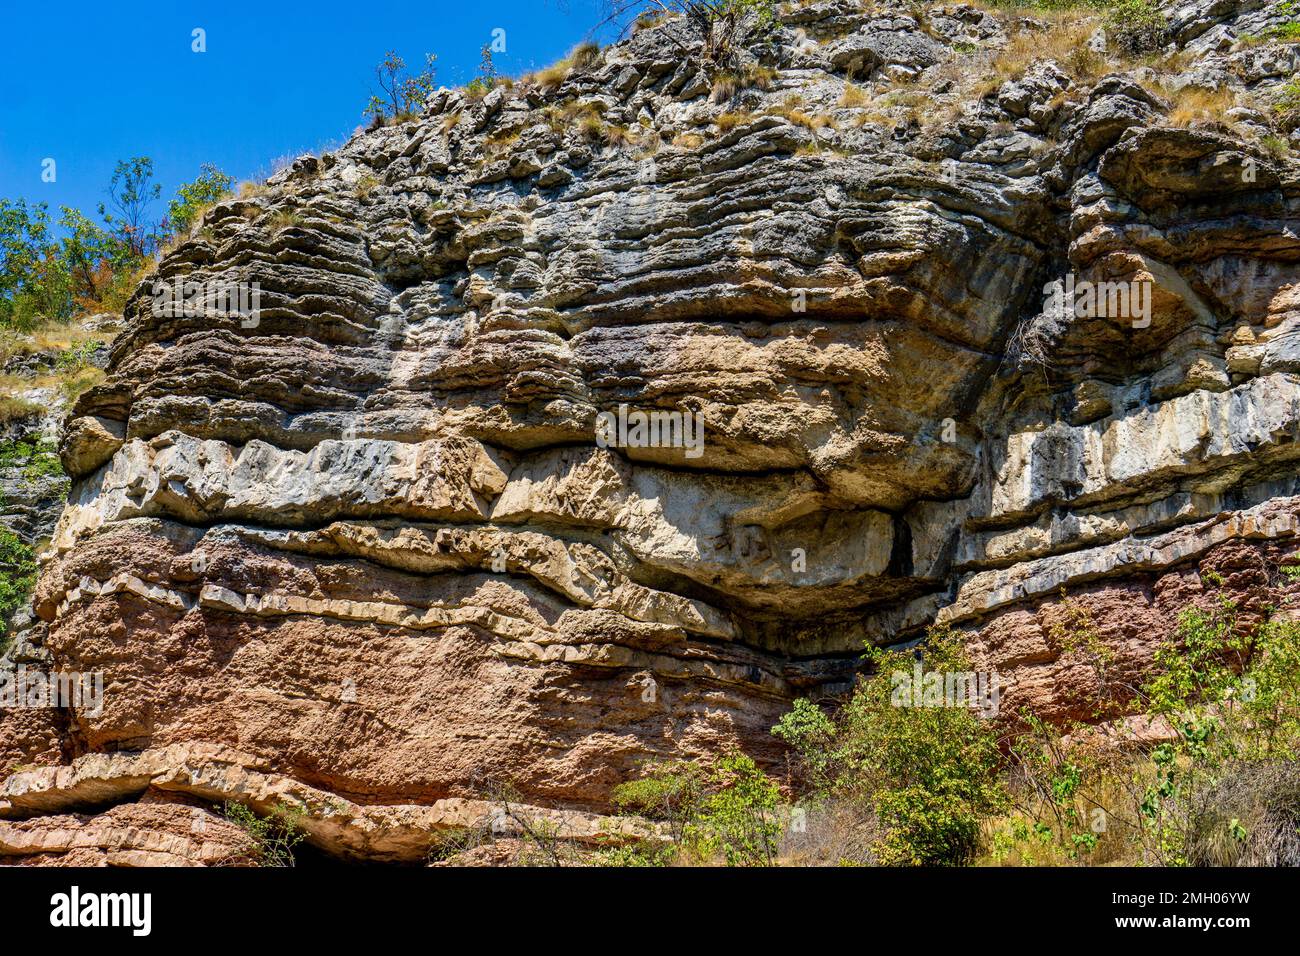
[3,0,1300,863]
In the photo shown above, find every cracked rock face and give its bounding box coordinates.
[4,0,1300,862]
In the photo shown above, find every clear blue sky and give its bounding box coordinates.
[0,0,613,233]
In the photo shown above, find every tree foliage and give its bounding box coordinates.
[774,628,1008,865]
[0,162,232,330]
[601,0,780,65]
[365,51,439,124]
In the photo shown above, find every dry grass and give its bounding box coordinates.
[767,94,837,131]
[716,110,752,133]
[840,83,870,108]
[355,174,380,200]
[711,63,779,103]
[579,113,606,142]
[602,124,635,149]
[58,367,105,405]
[991,14,1107,85]
[1163,83,1238,127]
[671,132,706,150]
[484,128,522,154]
[0,396,42,424]
[267,209,304,232]
[745,64,779,90]
[534,58,572,91]
[570,41,603,70]
[237,181,270,199]
[1,321,113,357]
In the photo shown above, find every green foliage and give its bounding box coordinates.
[592,841,676,867]
[612,758,706,842]
[0,527,36,652]
[774,628,1008,866]
[686,752,782,865]
[1104,0,1168,54]
[221,801,308,866]
[0,442,65,486]
[1269,0,1300,40]
[53,339,102,373]
[613,751,782,865]
[996,588,1300,866]
[365,51,438,124]
[2,161,233,329]
[1275,75,1300,132]
[0,438,66,484]
[0,200,71,330]
[167,164,235,235]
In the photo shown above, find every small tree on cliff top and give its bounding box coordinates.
[365,51,438,125]
[601,0,779,64]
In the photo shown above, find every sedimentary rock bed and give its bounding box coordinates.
[3,0,1300,862]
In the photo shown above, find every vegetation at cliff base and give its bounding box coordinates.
[774,629,1009,866]
[221,801,309,867]
[579,579,1300,868]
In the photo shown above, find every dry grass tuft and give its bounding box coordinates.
[840,83,870,108]
[716,110,752,133]
[1163,83,1238,127]
[992,15,1107,84]
[535,58,572,90]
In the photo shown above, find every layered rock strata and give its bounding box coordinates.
[2,0,1299,862]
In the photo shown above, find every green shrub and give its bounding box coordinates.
[0,527,36,653]
[613,751,782,865]
[773,627,1008,866]
[221,801,308,866]
[364,51,438,124]
[0,438,65,484]
[687,752,782,865]
[1104,0,1168,54]
[1129,597,1300,864]
[1275,75,1300,132]
[166,164,234,235]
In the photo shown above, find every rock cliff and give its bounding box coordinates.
[2,0,1299,863]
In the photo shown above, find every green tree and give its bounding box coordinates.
[365,51,438,124]
[601,0,780,64]
[166,163,235,235]
[98,157,161,260]
[0,200,71,329]
[57,206,130,309]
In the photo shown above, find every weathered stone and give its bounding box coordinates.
[4,0,1300,863]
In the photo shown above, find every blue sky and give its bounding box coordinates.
[0,0,613,234]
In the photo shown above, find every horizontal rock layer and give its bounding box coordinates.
[3,0,1300,862]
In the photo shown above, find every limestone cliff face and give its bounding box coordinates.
[3,0,1300,863]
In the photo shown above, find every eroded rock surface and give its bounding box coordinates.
[3,0,1299,862]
